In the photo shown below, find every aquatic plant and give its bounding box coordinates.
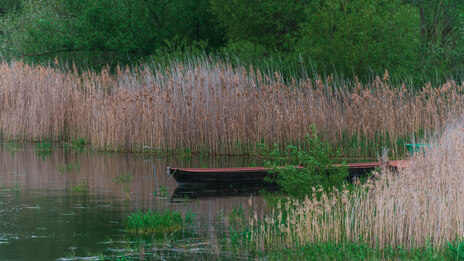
[112,174,132,185]
[34,141,53,152]
[5,141,18,151]
[70,137,88,150]
[71,182,88,192]
[125,209,195,235]
[153,185,169,197]
[112,174,132,198]
[56,161,81,173]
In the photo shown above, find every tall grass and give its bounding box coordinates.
[0,60,462,156]
[238,118,464,253]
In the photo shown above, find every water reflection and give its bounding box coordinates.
[0,143,267,260]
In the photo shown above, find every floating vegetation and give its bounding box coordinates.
[71,182,88,192]
[125,209,195,235]
[112,174,132,185]
[70,137,89,150]
[34,141,53,152]
[153,185,169,197]
[56,161,81,173]
[112,174,132,198]
[5,141,19,151]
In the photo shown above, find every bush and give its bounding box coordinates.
[262,125,348,198]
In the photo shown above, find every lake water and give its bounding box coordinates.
[0,143,267,260]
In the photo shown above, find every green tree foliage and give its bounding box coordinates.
[297,0,421,77]
[0,0,20,16]
[1,0,464,80]
[0,0,223,66]
[408,0,464,76]
[211,0,307,51]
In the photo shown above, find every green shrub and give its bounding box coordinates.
[263,125,348,198]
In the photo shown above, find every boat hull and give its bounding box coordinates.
[169,167,271,185]
[168,161,406,185]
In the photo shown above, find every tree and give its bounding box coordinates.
[408,0,464,75]
[0,0,223,67]
[211,0,308,51]
[296,0,421,78]
[0,0,20,16]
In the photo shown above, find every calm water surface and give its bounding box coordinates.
[0,143,267,260]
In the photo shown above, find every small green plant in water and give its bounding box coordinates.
[228,205,245,227]
[112,174,132,184]
[6,141,19,151]
[125,209,195,235]
[57,161,81,173]
[71,137,88,150]
[112,174,132,198]
[153,185,169,197]
[71,182,88,192]
[35,141,53,152]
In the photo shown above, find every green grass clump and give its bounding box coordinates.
[35,141,53,152]
[125,209,195,235]
[70,137,88,150]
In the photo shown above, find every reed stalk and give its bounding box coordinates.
[0,60,461,156]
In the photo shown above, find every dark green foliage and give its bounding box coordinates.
[297,0,420,78]
[409,0,464,77]
[0,0,223,67]
[262,125,348,198]
[0,0,20,16]
[210,0,306,51]
[125,209,195,235]
[2,0,464,82]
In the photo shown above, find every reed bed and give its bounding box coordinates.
[245,119,464,252]
[0,60,462,156]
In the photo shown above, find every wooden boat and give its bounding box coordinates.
[171,183,280,200]
[167,160,408,185]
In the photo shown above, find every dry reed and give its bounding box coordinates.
[0,60,462,155]
[246,118,464,251]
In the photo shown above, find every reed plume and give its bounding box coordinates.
[0,60,462,156]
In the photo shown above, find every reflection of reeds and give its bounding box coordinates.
[0,61,462,156]
[243,119,464,251]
